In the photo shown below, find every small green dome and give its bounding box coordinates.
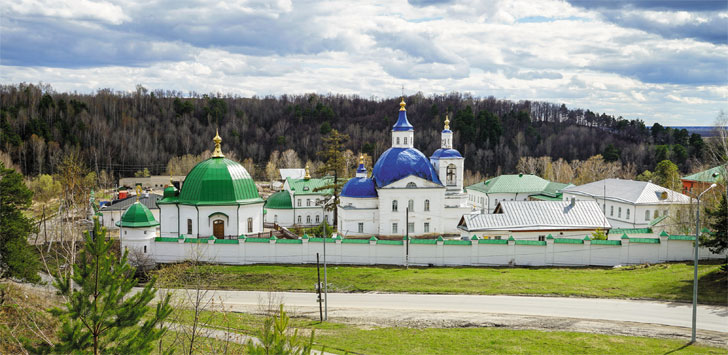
[264,191,293,209]
[163,184,178,198]
[178,157,261,205]
[116,202,159,228]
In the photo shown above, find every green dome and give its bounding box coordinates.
[264,191,293,209]
[178,157,261,205]
[163,184,178,198]
[116,202,159,228]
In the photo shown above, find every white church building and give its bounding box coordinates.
[337,98,470,237]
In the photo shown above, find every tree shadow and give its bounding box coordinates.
[666,265,727,308]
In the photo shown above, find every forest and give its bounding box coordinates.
[0,83,711,183]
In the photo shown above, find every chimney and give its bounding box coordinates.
[570,197,575,207]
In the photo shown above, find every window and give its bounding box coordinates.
[316,215,320,223]
[297,215,302,224]
[645,210,650,221]
[654,210,659,219]
[124,230,127,235]
[358,223,364,233]
[392,223,398,234]
[274,214,278,223]
[143,246,147,253]
[407,222,414,234]
[610,206,614,216]
[297,199,301,207]
[307,199,311,207]
[424,222,430,233]
[663,210,668,216]
[187,219,193,234]
[626,209,630,220]
[396,137,400,145]
[404,137,408,145]
[408,199,414,211]
[144,230,147,234]
[406,182,417,188]
[392,200,398,211]
[538,235,545,241]
[305,215,310,224]
[424,199,430,211]
[446,164,457,185]
[247,217,253,233]
[618,207,622,218]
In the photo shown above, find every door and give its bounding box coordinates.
[213,220,225,238]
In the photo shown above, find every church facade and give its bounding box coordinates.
[337,99,470,237]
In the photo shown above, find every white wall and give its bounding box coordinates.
[101,209,160,230]
[148,235,726,267]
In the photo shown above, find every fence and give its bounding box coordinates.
[146,233,726,267]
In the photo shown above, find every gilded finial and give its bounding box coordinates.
[399,97,406,111]
[359,154,364,165]
[212,129,224,158]
[304,163,311,180]
[444,115,450,130]
[135,185,142,202]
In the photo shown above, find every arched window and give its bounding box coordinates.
[392,200,398,212]
[408,199,414,211]
[424,199,430,211]
[297,215,302,224]
[446,164,457,185]
[307,215,312,224]
[645,210,650,221]
[406,182,417,188]
[316,215,320,223]
[396,137,400,145]
[247,217,253,233]
[618,207,622,218]
[653,210,659,219]
[187,219,193,235]
[610,206,614,216]
[626,208,630,220]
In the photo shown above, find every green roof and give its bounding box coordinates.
[444,240,471,245]
[287,177,333,196]
[515,240,547,246]
[682,165,726,183]
[155,237,178,242]
[264,191,293,210]
[630,238,660,244]
[554,238,583,244]
[478,239,508,244]
[609,228,652,235]
[466,174,570,196]
[341,238,370,244]
[410,239,437,245]
[592,240,621,245]
[115,202,159,228]
[177,157,261,205]
[668,235,696,241]
[528,194,563,201]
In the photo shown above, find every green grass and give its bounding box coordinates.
[154,261,728,305]
[169,308,725,355]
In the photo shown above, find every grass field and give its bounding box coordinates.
[154,261,728,304]
[170,308,725,355]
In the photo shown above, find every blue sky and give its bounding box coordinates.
[1,0,726,125]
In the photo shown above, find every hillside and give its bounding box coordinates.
[0,83,706,180]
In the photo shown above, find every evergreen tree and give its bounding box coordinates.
[315,129,349,228]
[0,162,40,282]
[50,218,171,355]
[702,192,727,256]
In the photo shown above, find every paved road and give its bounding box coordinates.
[174,290,727,333]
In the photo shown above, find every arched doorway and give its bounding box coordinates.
[213,220,225,238]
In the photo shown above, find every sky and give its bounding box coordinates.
[1,0,726,126]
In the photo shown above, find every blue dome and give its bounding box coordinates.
[392,110,413,132]
[341,177,378,198]
[372,148,442,187]
[430,148,463,160]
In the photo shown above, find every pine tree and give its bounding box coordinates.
[0,162,41,282]
[50,218,172,354]
[703,192,728,256]
[315,129,349,228]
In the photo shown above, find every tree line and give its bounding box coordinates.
[0,83,711,183]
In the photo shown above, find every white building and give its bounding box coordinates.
[263,165,334,227]
[458,200,611,240]
[337,98,470,237]
[156,131,265,239]
[561,179,691,229]
[117,200,159,256]
[99,193,161,230]
[466,174,573,213]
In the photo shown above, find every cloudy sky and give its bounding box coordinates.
[1,0,726,125]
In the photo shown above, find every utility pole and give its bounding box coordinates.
[316,253,323,322]
[323,220,328,321]
[692,183,717,343]
[405,206,409,269]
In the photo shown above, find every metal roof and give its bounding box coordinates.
[286,177,333,195]
[264,191,293,209]
[392,103,413,132]
[562,179,690,205]
[682,165,726,184]
[102,194,162,211]
[115,201,159,228]
[372,147,442,187]
[178,157,262,205]
[459,200,611,232]
[341,177,378,198]
[279,168,305,180]
[430,148,463,160]
[466,174,570,195]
